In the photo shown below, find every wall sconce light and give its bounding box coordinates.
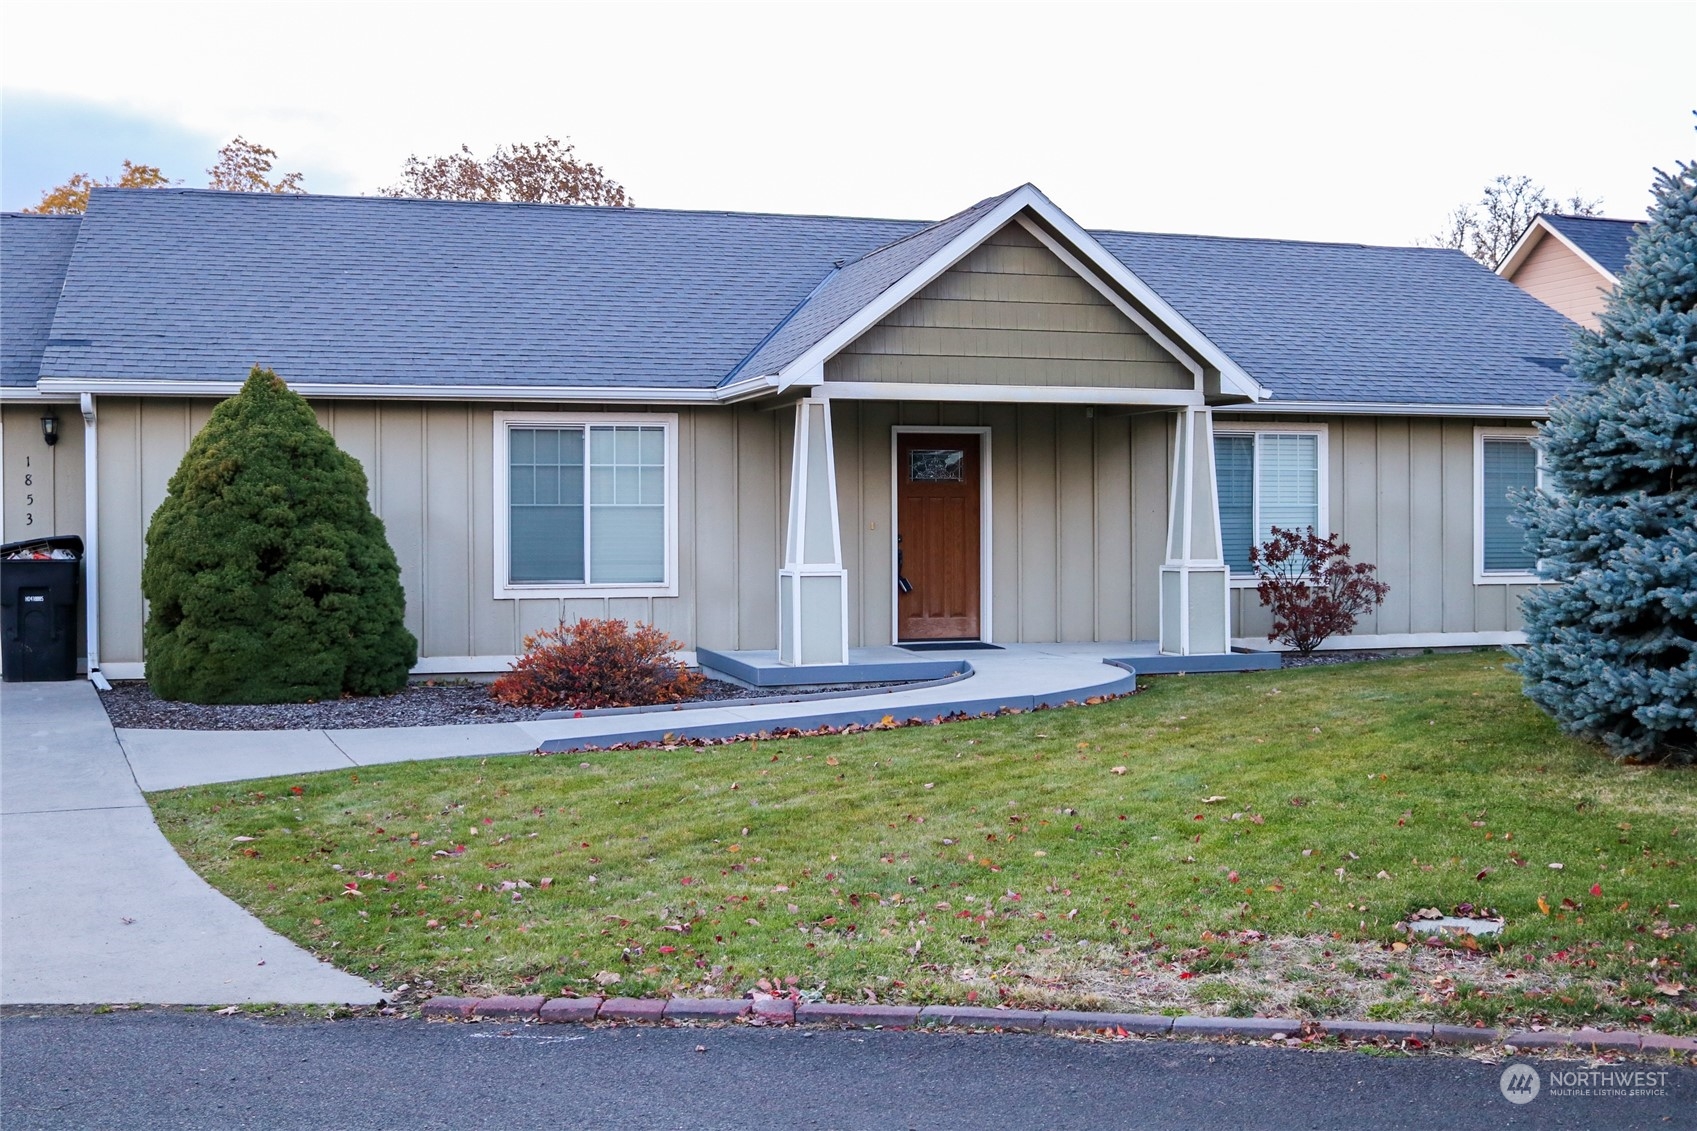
[41,411,59,446]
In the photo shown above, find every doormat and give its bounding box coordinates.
[898,641,1003,652]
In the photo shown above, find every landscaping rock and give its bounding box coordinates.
[538,997,602,1024]
[1318,1019,1433,1042]
[1042,1011,1172,1034]
[1171,1016,1298,1039]
[664,998,753,1022]
[1570,1028,1644,1052]
[794,1003,921,1028]
[1405,916,1504,937]
[472,995,545,1020]
[1638,1033,1697,1053]
[1430,1023,1501,1045]
[419,996,478,1020]
[1504,1029,1575,1050]
[599,997,667,1022]
[918,1005,1044,1031]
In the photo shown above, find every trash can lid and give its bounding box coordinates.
[0,535,83,560]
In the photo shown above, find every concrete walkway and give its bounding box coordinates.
[0,681,381,1005]
[116,643,1152,790]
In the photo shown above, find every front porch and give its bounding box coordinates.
[773,396,1245,667]
[701,639,1278,690]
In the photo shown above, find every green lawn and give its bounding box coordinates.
[148,653,1696,1031]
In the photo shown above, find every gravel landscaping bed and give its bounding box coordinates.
[99,677,917,731]
[1281,650,1388,668]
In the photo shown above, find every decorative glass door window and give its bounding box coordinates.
[908,448,965,482]
[508,424,667,584]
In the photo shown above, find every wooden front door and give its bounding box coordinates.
[896,432,982,641]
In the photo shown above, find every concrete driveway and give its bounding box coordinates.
[0,681,379,1005]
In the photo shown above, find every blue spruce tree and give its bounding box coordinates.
[1517,163,1696,762]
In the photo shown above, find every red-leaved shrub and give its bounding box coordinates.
[489,618,704,709]
[1249,527,1390,656]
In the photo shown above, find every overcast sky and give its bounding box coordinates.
[3,0,1692,244]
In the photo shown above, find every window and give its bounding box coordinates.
[1214,428,1325,575]
[494,413,678,597]
[1475,429,1541,581]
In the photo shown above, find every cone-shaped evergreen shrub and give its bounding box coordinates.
[1517,164,1696,762]
[142,368,418,703]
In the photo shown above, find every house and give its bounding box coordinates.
[1497,213,1640,329]
[0,184,1579,683]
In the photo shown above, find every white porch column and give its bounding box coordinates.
[1159,406,1231,655]
[778,397,848,665]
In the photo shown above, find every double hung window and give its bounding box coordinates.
[1214,428,1325,575]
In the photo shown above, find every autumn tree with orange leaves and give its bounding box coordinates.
[25,160,171,214]
[25,137,305,214]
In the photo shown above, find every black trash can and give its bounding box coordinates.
[1,535,84,682]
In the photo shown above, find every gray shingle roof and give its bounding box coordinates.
[11,186,1581,408]
[1094,230,1580,406]
[730,188,1019,380]
[1541,214,1639,279]
[44,189,919,389]
[2,213,81,387]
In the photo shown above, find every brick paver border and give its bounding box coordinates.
[417,994,1697,1054]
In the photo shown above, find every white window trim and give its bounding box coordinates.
[492,411,680,600]
[1474,426,1544,585]
[1213,422,1331,588]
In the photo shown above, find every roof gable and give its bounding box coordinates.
[1498,213,1640,284]
[738,184,1263,401]
[2,213,81,389]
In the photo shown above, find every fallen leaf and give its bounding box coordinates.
[1111,766,1127,776]
[594,971,622,986]
[1589,883,1602,897]
[1200,796,1227,804]
[214,1006,241,1016]
[1537,896,1551,915]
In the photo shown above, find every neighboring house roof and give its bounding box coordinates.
[6,185,1579,410]
[1538,214,1638,280]
[1,213,81,388]
[1497,213,1641,284]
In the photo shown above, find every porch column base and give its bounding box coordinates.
[1158,565,1230,656]
[779,567,848,666]
[778,397,849,666]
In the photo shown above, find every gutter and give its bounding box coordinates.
[1219,400,1550,420]
[80,393,108,689]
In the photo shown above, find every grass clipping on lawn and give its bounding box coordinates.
[149,654,1697,1032]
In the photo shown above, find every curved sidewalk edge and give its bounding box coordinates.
[0,682,382,1006]
[414,994,1697,1056]
[116,651,1143,791]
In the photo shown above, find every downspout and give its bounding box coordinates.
[80,393,107,689]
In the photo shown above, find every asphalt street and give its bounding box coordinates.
[3,1011,1692,1130]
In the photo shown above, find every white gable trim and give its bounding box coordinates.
[1497,216,1619,285]
[772,185,1266,402]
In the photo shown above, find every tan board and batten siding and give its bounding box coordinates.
[4,399,1541,673]
[1505,235,1612,330]
[826,225,1193,390]
[1220,414,1539,641]
[0,405,88,665]
[78,399,788,670]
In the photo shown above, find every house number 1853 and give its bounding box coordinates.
[20,454,35,527]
